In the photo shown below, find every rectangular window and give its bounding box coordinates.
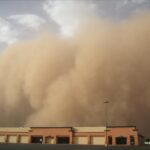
[57,137,70,144]
[116,136,127,145]
[130,136,135,145]
[31,136,43,144]
[108,136,112,145]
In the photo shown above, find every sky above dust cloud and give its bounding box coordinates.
[0,0,150,136]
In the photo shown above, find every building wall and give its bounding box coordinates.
[0,126,142,146]
[73,127,106,145]
[107,126,139,146]
[29,127,73,144]
[0,127,72,144]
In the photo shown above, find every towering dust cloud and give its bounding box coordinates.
[0,12,150,135]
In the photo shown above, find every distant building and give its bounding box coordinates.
[0,126,144,145]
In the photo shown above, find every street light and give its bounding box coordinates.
[104,100,109,149]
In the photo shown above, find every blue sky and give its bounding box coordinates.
[0,0,150,50]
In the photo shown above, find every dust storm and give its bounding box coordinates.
[0,12,150,135]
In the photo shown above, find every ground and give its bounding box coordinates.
[0,144,149,150]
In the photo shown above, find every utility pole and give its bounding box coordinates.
[104,100,109,150]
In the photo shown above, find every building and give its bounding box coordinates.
[107,126,144,146]
[0,126,144,145]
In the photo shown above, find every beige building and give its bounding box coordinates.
[0,126,144,146]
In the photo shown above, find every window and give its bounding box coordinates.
[108,136,112,145]
[31,136,43,144]
[56,137,70,144]
[116,136,127,145]
[130,136,135,145]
